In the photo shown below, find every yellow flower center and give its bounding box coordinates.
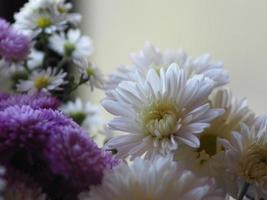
[34,76,50,90]
[58,6,67,14]
[142,100,180,138]
[36,17,53,28]
[239,143,267,182]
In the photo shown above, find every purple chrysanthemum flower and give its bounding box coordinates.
[0,105,118,199]
[45,127,118,198]
[0,28,30,62]
[0,18,10,41]
[0,92,60,110]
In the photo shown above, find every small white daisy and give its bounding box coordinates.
[14,0,80,35]
[16,67,67,93]
[105,42,229,91]
[49,29,93,60]
[219,116,267,199]
[75,59,104,90]
[60,98,103,132]
[102,63,223,159]
[175,89,253,177]
[79,156,225,200]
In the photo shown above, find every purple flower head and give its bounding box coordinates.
[0,28,31,62]
[0,105,118,199]
[0,92,60,111]
[0,18,10,41]
[45,126,118,198]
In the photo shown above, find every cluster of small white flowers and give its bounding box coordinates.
[14,0,81,36]
[0,0,104,95]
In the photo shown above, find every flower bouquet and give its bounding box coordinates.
[0,0,266,200]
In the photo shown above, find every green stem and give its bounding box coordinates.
[61,76,89,101]
[69,76,89,93]
[238,182,250,200]
[38,31,50,67]
[23,61,31,74]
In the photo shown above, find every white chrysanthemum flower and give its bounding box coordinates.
[75,59,104,90]
[60,98,103,132]
[14,0,80,35]
[79,156,224,200]
[16,67,67,93]
[175,89,253,177]
[102,63,223,159]
[105,42,229,91]
[49,29,93,60]
[219,116,267,199]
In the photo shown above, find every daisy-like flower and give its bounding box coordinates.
[105,42,229,91]
[75,59,104,90]
[175,89,253,177]
[16,67,67,93]
[60,98,103,132]
[49,29,93,60]
[14,0,80,35]
[102,63,223,159]
[220,116,267,199]
[79,156,224,200]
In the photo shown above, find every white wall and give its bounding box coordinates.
[78,0,267,115]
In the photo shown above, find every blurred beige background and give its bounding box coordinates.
[78,0,267,115]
